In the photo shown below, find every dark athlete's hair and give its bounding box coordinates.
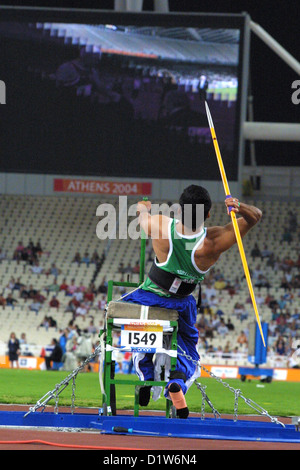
[179,185,212,230]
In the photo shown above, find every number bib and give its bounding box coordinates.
[121,322,163,353]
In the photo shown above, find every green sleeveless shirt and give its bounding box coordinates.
[142,218,209,297]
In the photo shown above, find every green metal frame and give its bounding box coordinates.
[102,317,178,417]
[100,222,178,417]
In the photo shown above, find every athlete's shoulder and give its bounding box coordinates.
[150,214,172,239]
[206,225,224,240]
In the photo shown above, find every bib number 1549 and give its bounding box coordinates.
[121,325,163,351]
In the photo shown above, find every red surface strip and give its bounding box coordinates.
[0,439,145,450]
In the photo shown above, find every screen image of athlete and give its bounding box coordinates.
[122,185,262,418]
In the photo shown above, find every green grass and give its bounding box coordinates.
[1,369,300,417]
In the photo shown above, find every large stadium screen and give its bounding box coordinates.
[0,8,249,181]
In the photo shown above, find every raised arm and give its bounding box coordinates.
[137,201,171,262]
[137,200,169,239]
[209,197,262,255]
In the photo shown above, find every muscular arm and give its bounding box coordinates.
[137,201,170,262]
[209,197,262,255]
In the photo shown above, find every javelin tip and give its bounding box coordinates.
[204,101,214,128]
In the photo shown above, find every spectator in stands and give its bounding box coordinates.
[251,243,261,260]
[45,279,60,296]
[49,295,60,310]
[65,297,80,317]
[66,279,77,296]
[34,240,43,257]
[222,341,231,358]
[215,307,225,318]
[15,241,24,255]
[82,252,90,266]
[254,273,271,289]
[266,252,277,269]
[75,303,88,319]
[198,292,209,314]
[265,294,279,310]
[39,316,50,331]
[29,297,43,314]
[19,333,27,345]
[132,261,140,275]
[8,332,20,368]
[62,334,78,371]
[275,336,286,356]
[287,340,300,368]
[204,283,216,302]
[233,302,244,320]
[232,346,242,361]
[73,252,81,265]
[59,278,69,294]
[35,290,46,304]
[30,261,44,274]
[226,318,235,331]
[227,276,241,296]
[118,262,125,274]
[0,248,6,262]
[237,331,248,347]
[256,293,265,307]
[45,338,63,371]
[217,319,228,336]
[98,295,106,311]
[28,285,38,299]
[278,296,287,311]
[73,287,84,303]
[66,321,78,342]
[292,308,300,320]
[59,329,68,356]
[78,282,87,293]
[268,320,278,337]
[0,293,6,309]
[276,313,287,335]
[281,271,294,290]
[6,293,18,309]
[46,263,61,278]
[253,264,264,280]
[91,250,100,264]
[261,244,273,259]
[214,276,227,290]
[98,277,108,294]
[12,277,25,293]
[8,277,15,290]
[210,314,220,330]
[208,295,218,311]
[239,305,249,322]
[86,320,98,335]
[215,346,223,358]
[282,226,292,244]
[84,287,94,306]
[43,316,57,329]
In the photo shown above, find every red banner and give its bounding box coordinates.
[53,178,152,196]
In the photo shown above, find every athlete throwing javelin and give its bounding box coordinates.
[123,185,262,418]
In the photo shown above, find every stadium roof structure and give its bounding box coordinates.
[118,25,240,44]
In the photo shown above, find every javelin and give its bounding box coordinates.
[205,101,266,347]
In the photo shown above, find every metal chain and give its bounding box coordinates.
[194,381,221,420]
[177,344,285,428]
[24,345,102,418]
[25,340,285,428]
[71,376,77,414]
[233,389,241,422]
